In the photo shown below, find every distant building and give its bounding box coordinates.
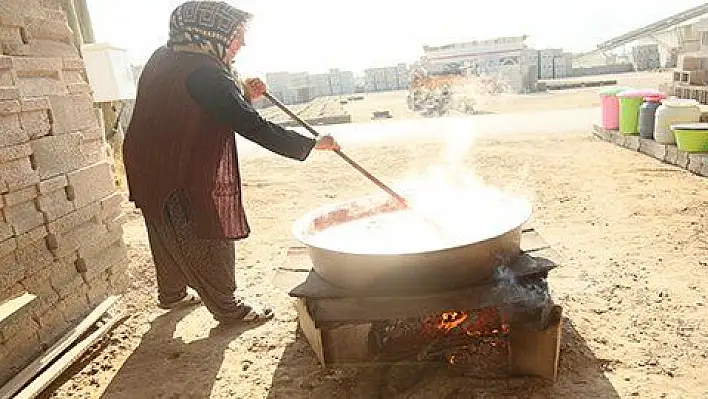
[420,35,575,92]
[265,69,356,105]
[363,64,410,92]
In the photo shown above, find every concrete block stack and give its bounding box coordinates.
[632,44,661,71]
[0,0,129,386]
[671,54,708,104]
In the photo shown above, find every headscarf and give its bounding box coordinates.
[167,1,252,66]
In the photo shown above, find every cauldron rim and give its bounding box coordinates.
[292,193,533,256]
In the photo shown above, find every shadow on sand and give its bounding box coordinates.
[99,307,260,398]
[266,317,621,399]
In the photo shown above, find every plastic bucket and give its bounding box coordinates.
[599,87,631,130]
[672,123,708,152]
[618,89,663,135]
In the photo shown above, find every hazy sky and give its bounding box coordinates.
[88,0,706,76]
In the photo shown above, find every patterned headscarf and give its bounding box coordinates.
[167,1,252,65]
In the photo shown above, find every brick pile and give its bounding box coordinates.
[0,0,128,386]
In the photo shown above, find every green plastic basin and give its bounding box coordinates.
[672,123,708,153]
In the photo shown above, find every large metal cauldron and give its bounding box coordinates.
[292,194,532,293]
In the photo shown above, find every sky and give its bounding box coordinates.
[87,0,706,76]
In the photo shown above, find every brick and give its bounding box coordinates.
[0,299,39,343]
[78,227,122,259]
[35,306,69,345]
[46,202,100,235]
[80,240,128,280]
[2,184,38,207]
[100,192,124,215]
[20,97,50,112]
[21,267,60,316]
[86,270,111,305]
[624,135,640,151]
[0,112,30,147]
[13,57,63,77]
[48,93,99,135]
[688,154,708,175]
[676,150,690,169]
[62,58,84,71]
[0,157,39,193]
[49,253,81,296]
[21,110,51,139]
[67,82,92,95]
[0,70,13,86]
[38,174,68,194]
[0,253,20,293]
[67,162,116,209]
[38,188,74,222]
[24,40,78,59]
[0,221,13,243]
[30,133,98,179]
[0,281,24,304]
[664,145,679,165]
[0,215,16,246]
[0,327,41,386]
[57,285,90,325]
[15,237,53,277]
[0,142,31,163]
[0,56,13,70]
[41,0,64,9]
[639,138,667,160]
[109,270,129,293]
[3,199,44,236]
[0,100,21,114]
[105,213,128,233]
[25,16,72,43]
[0,87,20,100]
[15,224,48,249]
[49,220,107,258]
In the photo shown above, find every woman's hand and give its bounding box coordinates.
[244,78,267,100]
[314,134,340,151]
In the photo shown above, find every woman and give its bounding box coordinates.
[123,1,339,323]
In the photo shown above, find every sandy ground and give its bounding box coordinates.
[44,71,708,398]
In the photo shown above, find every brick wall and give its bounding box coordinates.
[0,0,128,385]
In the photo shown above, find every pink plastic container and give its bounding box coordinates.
[599,87,630,130]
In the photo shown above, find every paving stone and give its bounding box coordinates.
[0,156,39,193]
[67,162,116,209]
[624,135,640,151]
[2,184,38,207]
[664,145,679,165]
[687,153,708,175]
[639,139,667,160]
[38,174,67,194]
[37,187,74,222]
[3,198,44,236]
[21,266,59,316]
[48,93,100,135]
[30,133,98,179]
[0,142,31,163]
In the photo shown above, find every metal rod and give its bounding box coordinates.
[264,92,409,207]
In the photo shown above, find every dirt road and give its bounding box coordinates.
[47,115,708,397]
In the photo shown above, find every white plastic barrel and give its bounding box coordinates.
[654,98,702,144]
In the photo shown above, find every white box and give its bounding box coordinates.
[82,43,136,102]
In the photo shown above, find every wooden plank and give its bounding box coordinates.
[295,298,326,366]
[0,292,37,330]
[322,323,372,364]
[0,295,121,399]
[14,311,127,399]
[509,305,563,381]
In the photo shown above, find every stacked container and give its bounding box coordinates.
[617,89,664,135]
[638,94,666,139]
[599,87,631,130]
[654,98,702,144]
